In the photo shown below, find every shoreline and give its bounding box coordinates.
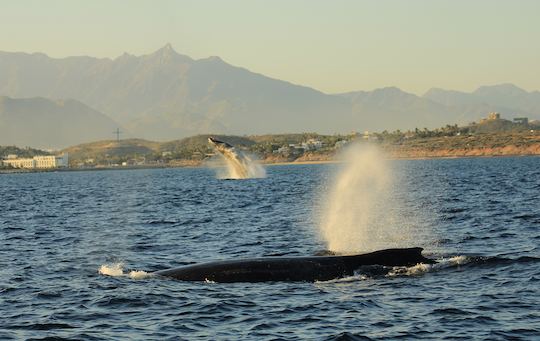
[2,153,538,174]
[264,153,540,165]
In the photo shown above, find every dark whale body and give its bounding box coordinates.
[154,247,436,283]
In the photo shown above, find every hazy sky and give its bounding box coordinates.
[1,0,539,95]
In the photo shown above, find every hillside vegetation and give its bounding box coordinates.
[4,115,538,168]
[0,145,50,160]
[61,132,540,168]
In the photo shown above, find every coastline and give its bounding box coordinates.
[2,151,539,174]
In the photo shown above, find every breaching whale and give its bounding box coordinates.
[154,247,436,283]
[208,137,251,178]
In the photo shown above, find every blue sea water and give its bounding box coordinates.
[0,157,539,340]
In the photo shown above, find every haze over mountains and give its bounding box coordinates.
[0,96,118,149]
[0,44,539,149]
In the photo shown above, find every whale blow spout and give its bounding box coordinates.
[154,247,436,283]
[208,137,266,179]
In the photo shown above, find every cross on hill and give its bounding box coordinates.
[113,128,122,142]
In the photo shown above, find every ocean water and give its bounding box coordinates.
[0,157,539,340]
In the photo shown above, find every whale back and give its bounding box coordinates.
[154,247,435,282]
[343,247,436,269]
[155,257,345,282]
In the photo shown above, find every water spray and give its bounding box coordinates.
[319,143,433,254]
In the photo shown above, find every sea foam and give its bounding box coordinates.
[98,262,151,279]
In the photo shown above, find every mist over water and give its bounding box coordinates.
[319,144,433,254]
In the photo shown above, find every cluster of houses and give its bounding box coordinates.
[75,156,150,168]
[274,138,324,155]
[272,133,381,156]
[1,153,69,169]
[274,137,363,155]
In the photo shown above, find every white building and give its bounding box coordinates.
[275,146,290,154]
[2,153,69,169]
[301,139,323,151]
[2,158,36,168]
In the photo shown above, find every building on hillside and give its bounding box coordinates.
[275,146,290,154]
[280,144,303,155]
[513,117,529,125]
[480,112,501,123]
[2,158,36,168]
[301,139,323,151]
[488,112,500,120]
[2,153,69,169]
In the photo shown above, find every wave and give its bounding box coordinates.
[327,332,374,341]
[387,254,539,277]
[318,254,539,283]
[6,322,76,330]
[387,255,469,277]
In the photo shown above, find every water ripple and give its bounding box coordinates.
[1,158,539,339]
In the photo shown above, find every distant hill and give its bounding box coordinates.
[1,46,539,144]
[62,139,161,161]
[161,134,256,151]
[0,96,120,149]
[468,117,532,134]
[423,84,540,123]
[338,87,454,130]
[57,126,540,167]
[473,84,540,114]
[62,134,257,164]
[0,145,50,158]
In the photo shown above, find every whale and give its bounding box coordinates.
[208,136,235,151]
[154,247,436,282]
[208,137,251,178]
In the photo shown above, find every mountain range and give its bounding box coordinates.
[0,96,118,149]
[0,44,539,149]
